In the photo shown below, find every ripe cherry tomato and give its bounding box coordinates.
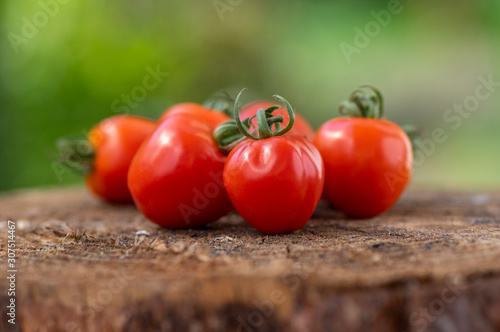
[159,102,231,131]
[240,101,315,140]
[128,113,233,229]
[55,115,156,204]
[86,115,155,203]
[313,86,412,218]
[221,90,324,234]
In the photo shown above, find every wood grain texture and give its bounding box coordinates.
[1,187,500,332]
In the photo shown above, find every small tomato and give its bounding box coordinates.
[313,86,412,218]
[128,113,233,228]
[220,90,324,234]
[55,115,156,204]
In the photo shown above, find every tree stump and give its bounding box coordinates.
[1,187,500,332]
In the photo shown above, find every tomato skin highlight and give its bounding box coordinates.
[313,118,412,218]
[224,135,324,234]
[85,115,156,204]
[240,101,315,140]
[159,102,231,131]
[128,114,233,229]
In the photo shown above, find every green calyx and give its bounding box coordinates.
[340,86,421,154]
[213,88,296,154]
[52,136,95,176]
[203,91,235,116]
[213,118,252,155]
[399,123,421,154]
[340,85,384,119]
[234,88,295,139]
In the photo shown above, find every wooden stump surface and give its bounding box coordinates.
[1,187,500,332]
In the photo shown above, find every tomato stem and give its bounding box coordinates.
[214,88,297,154]
[340,85,385,119]
[234,88,259,140]
[361,85,384,118]
[256,108,273,139]
[272,94,295,136]
[234,89,295,140]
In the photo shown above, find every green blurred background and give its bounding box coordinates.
[0,0,499,192]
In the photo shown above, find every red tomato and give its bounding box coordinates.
[220,90,324,234]
[240,101,315,140]
[224,135,324,234]
[86,115,156,204]
[159,102,230,130]
[128,113,233,228]
[313,88,412,218]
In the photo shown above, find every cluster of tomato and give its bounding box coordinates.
[55,86,413,234]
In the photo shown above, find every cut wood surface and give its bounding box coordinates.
[1,187,500,332]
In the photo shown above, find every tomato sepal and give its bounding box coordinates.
[52,136,95,176]
[202,91,235,116]
[214,89,300,154]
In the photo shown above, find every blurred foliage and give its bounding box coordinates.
[0,0,499,191]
